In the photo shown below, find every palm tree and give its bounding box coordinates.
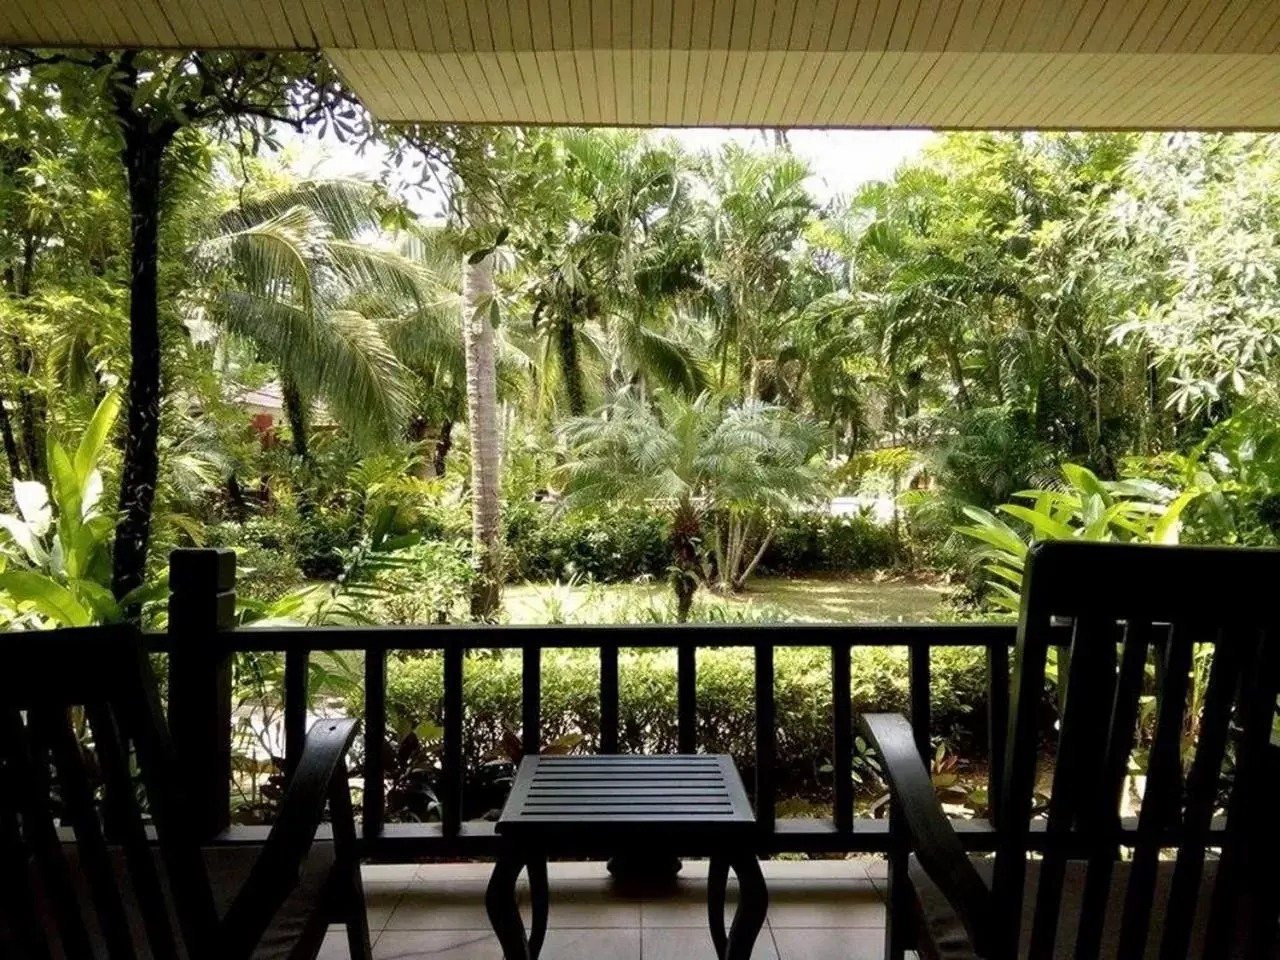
[461,243,503,617]
[516,130,706,417]
[558,390,825,620]
[189,177,427,462]
[699,145,815,401]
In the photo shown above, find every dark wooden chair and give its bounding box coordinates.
[864,541,1280,960]
[0,625,372,960]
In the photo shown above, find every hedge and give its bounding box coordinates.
[359,644,990,800]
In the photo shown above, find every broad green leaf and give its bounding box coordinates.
[0,570,92,626]
[47,440,81,548]
[0,514,47,567]
[1061,463,1112,506]
[997,503,1075,541]
[74,392,121,480]
[1153,491,1200,544]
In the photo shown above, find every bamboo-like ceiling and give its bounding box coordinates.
[4,1,1280,129]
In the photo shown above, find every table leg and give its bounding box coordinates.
[486,854,530,960]
[527,855,549,960]
[708,854,730,958]
[724,855,768,960]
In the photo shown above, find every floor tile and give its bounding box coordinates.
[373,930,504,959]
[385,888,494,930]
[364,864,420,884]
[643,927,779,959]
[542,928,641,960]
[764,881,885,929]
[771,928,883,960]
[366,882,409,931]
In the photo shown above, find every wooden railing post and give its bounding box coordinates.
[167,547,236,841]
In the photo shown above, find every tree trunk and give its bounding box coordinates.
[670,498,701,623]
[0,396,22,483]
[462,249,502,618]
[408,416,434,478]
[557,313,586,416]
[112,132,167,602]
[280,376,315,521]
[433,418,454,477]
[280,376,310,462]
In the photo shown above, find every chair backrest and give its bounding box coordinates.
[0,626,221,960]
[990,541,1280,959]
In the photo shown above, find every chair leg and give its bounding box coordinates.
[327,775,372,960]
[343,864,373,960]
[885,847,912,960]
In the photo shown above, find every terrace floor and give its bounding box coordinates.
[321,858,890,959]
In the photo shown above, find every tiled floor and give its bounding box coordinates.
[319,858,890,959]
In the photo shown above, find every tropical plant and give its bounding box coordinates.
[0,393,164,626]
[956,463,1200,612]
[558,390,826,619]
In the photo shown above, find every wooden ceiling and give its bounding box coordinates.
[4,1,1280,129]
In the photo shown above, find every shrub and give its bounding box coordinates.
[760,513,898,575]
[357,643,989,809]
[502,502,670,583]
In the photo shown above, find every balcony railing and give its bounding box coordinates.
[159,549,1028,861]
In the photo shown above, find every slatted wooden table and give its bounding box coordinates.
[484,754,767,960]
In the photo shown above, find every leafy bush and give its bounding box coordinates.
[356,643,989,810]
[502,501,671,583]
[204,516,305,601]
[759,512,898,574]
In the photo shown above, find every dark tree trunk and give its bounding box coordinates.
[280,376,314,521]
[670,499,702,623]
[112,132,168,602]
[0,396,22,483]
[433,418,454,477]
[280,376,310,462]
[556,314,586,416]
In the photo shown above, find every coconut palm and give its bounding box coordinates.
[189,177,428,461]
[515,129,706,417]
[558,390,825,620]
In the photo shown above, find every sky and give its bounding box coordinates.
[291,128,934,218]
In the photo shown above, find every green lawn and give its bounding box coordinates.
[503,574,950,624]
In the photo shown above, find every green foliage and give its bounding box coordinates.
[956,462,1197,612]
[503,501,670,583]
[0,394,164,626]
[363,643,989,800]
[760,513,899,574]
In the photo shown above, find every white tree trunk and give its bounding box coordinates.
[462,249,502,617]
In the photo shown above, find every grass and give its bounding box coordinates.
[503,573,951,624]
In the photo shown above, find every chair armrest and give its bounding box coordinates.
[861,713,992,956]
[220,717,360,957]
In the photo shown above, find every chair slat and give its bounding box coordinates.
[35,708,139,960]
[85,702,184,957]
[0,770,52,960]
[5,711,96,960]
[1030,616,1117,957]
[112,648,223,957]
[1116,624,1194,959]
[1158,629,1243,960]
[1074,619,1151,960]
[1204,629,1280,955]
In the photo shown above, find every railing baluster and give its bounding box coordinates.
[523,644,541,755]
[987,638,1010,827]
[910,642,931,763]
[755,643,776,834]
[443,644,464,839]
[677,642,696,753]
[363,647,386,840]
[600,643,619,753]
[284,650,309,778]
[833,642,852,835]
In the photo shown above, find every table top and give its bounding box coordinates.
[496,755,756,843]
